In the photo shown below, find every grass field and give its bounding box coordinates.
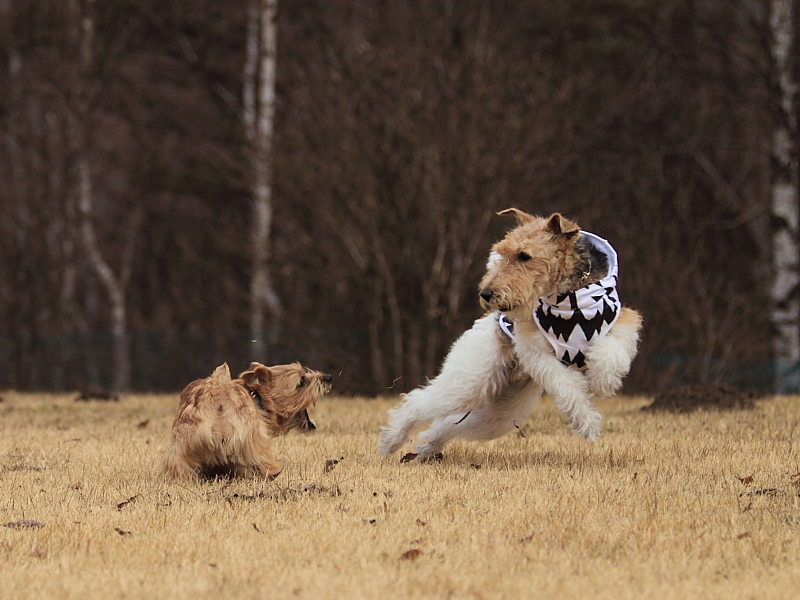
[1,391,799,599]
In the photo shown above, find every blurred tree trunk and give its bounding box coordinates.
[1,0,30,388]
[69,0,131,395]
[769,0,800,392]
[244,0,283,361]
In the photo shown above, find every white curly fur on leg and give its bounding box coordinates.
[411,381,542,461]
[584,308,642,400]
[378,314,510,456]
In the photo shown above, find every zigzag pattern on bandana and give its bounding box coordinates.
[498,232,622,370]
[533,278,620,368]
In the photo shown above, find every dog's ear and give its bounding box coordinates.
[241,365,273,388]
[497,208,535,225]
[545,213,580,239]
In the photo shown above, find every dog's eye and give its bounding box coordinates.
[297,376,307,388]
[518,252,532,262]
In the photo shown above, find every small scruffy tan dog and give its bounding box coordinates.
[163,361,332,480]
[379,209,642,461]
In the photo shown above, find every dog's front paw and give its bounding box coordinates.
[572,410,602,442]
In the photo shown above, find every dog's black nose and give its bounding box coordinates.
[480,289,493,301]
[323,373,333,383]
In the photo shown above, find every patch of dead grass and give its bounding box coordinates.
[0,392,799,599]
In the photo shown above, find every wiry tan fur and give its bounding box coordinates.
[163,362,332,481]
[379,208,642,461]
[480,209,599,309]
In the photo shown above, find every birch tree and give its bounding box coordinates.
[769,0,800,392]
[69,0,133,395]
[244,0,283,361]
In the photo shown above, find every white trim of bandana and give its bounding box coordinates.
[498,231,621,370]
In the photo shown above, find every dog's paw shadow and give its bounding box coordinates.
[399,452,444,464]
[482,446,645,472]
[226,482,343,503]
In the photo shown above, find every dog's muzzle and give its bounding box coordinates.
[320,373,334,393]
[479,289,495,310]
[479,289,511,312]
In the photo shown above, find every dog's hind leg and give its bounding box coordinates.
[162,450,196,481]
[411,381,542,461]
[378,314,509,456]
[584,308,642,399]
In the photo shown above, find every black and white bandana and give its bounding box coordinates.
[498,232,621,370]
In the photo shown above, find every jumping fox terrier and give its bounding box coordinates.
[379,209,642,462]
[163,361,332,480]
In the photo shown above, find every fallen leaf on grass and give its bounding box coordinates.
[324,457,344,473]
[362,519,377,525]
[415,518,427,526]
[136,420,150,429]
[399,549,422,561]
[253,523,262,533]
[737,531,752,539]
[67,481,83,490]
[117,494,140,511]
[400,453,417,463]
[3,519,46,529]
[738,476,754,485]
[470,463,482,470]
[114,527,132,536]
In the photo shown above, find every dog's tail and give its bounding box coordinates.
[210,362,233,402]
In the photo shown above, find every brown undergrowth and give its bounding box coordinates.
[1,392,799,599]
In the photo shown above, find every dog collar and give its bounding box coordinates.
[499,232,621,370]
[250,390,265,411]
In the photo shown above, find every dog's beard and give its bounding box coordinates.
[479,290,514,313]
[480,293,537,315]
[279,408,316,433]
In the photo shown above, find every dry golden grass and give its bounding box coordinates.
[1,391,799,599]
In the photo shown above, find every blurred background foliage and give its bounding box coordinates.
[0,0,789,394]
